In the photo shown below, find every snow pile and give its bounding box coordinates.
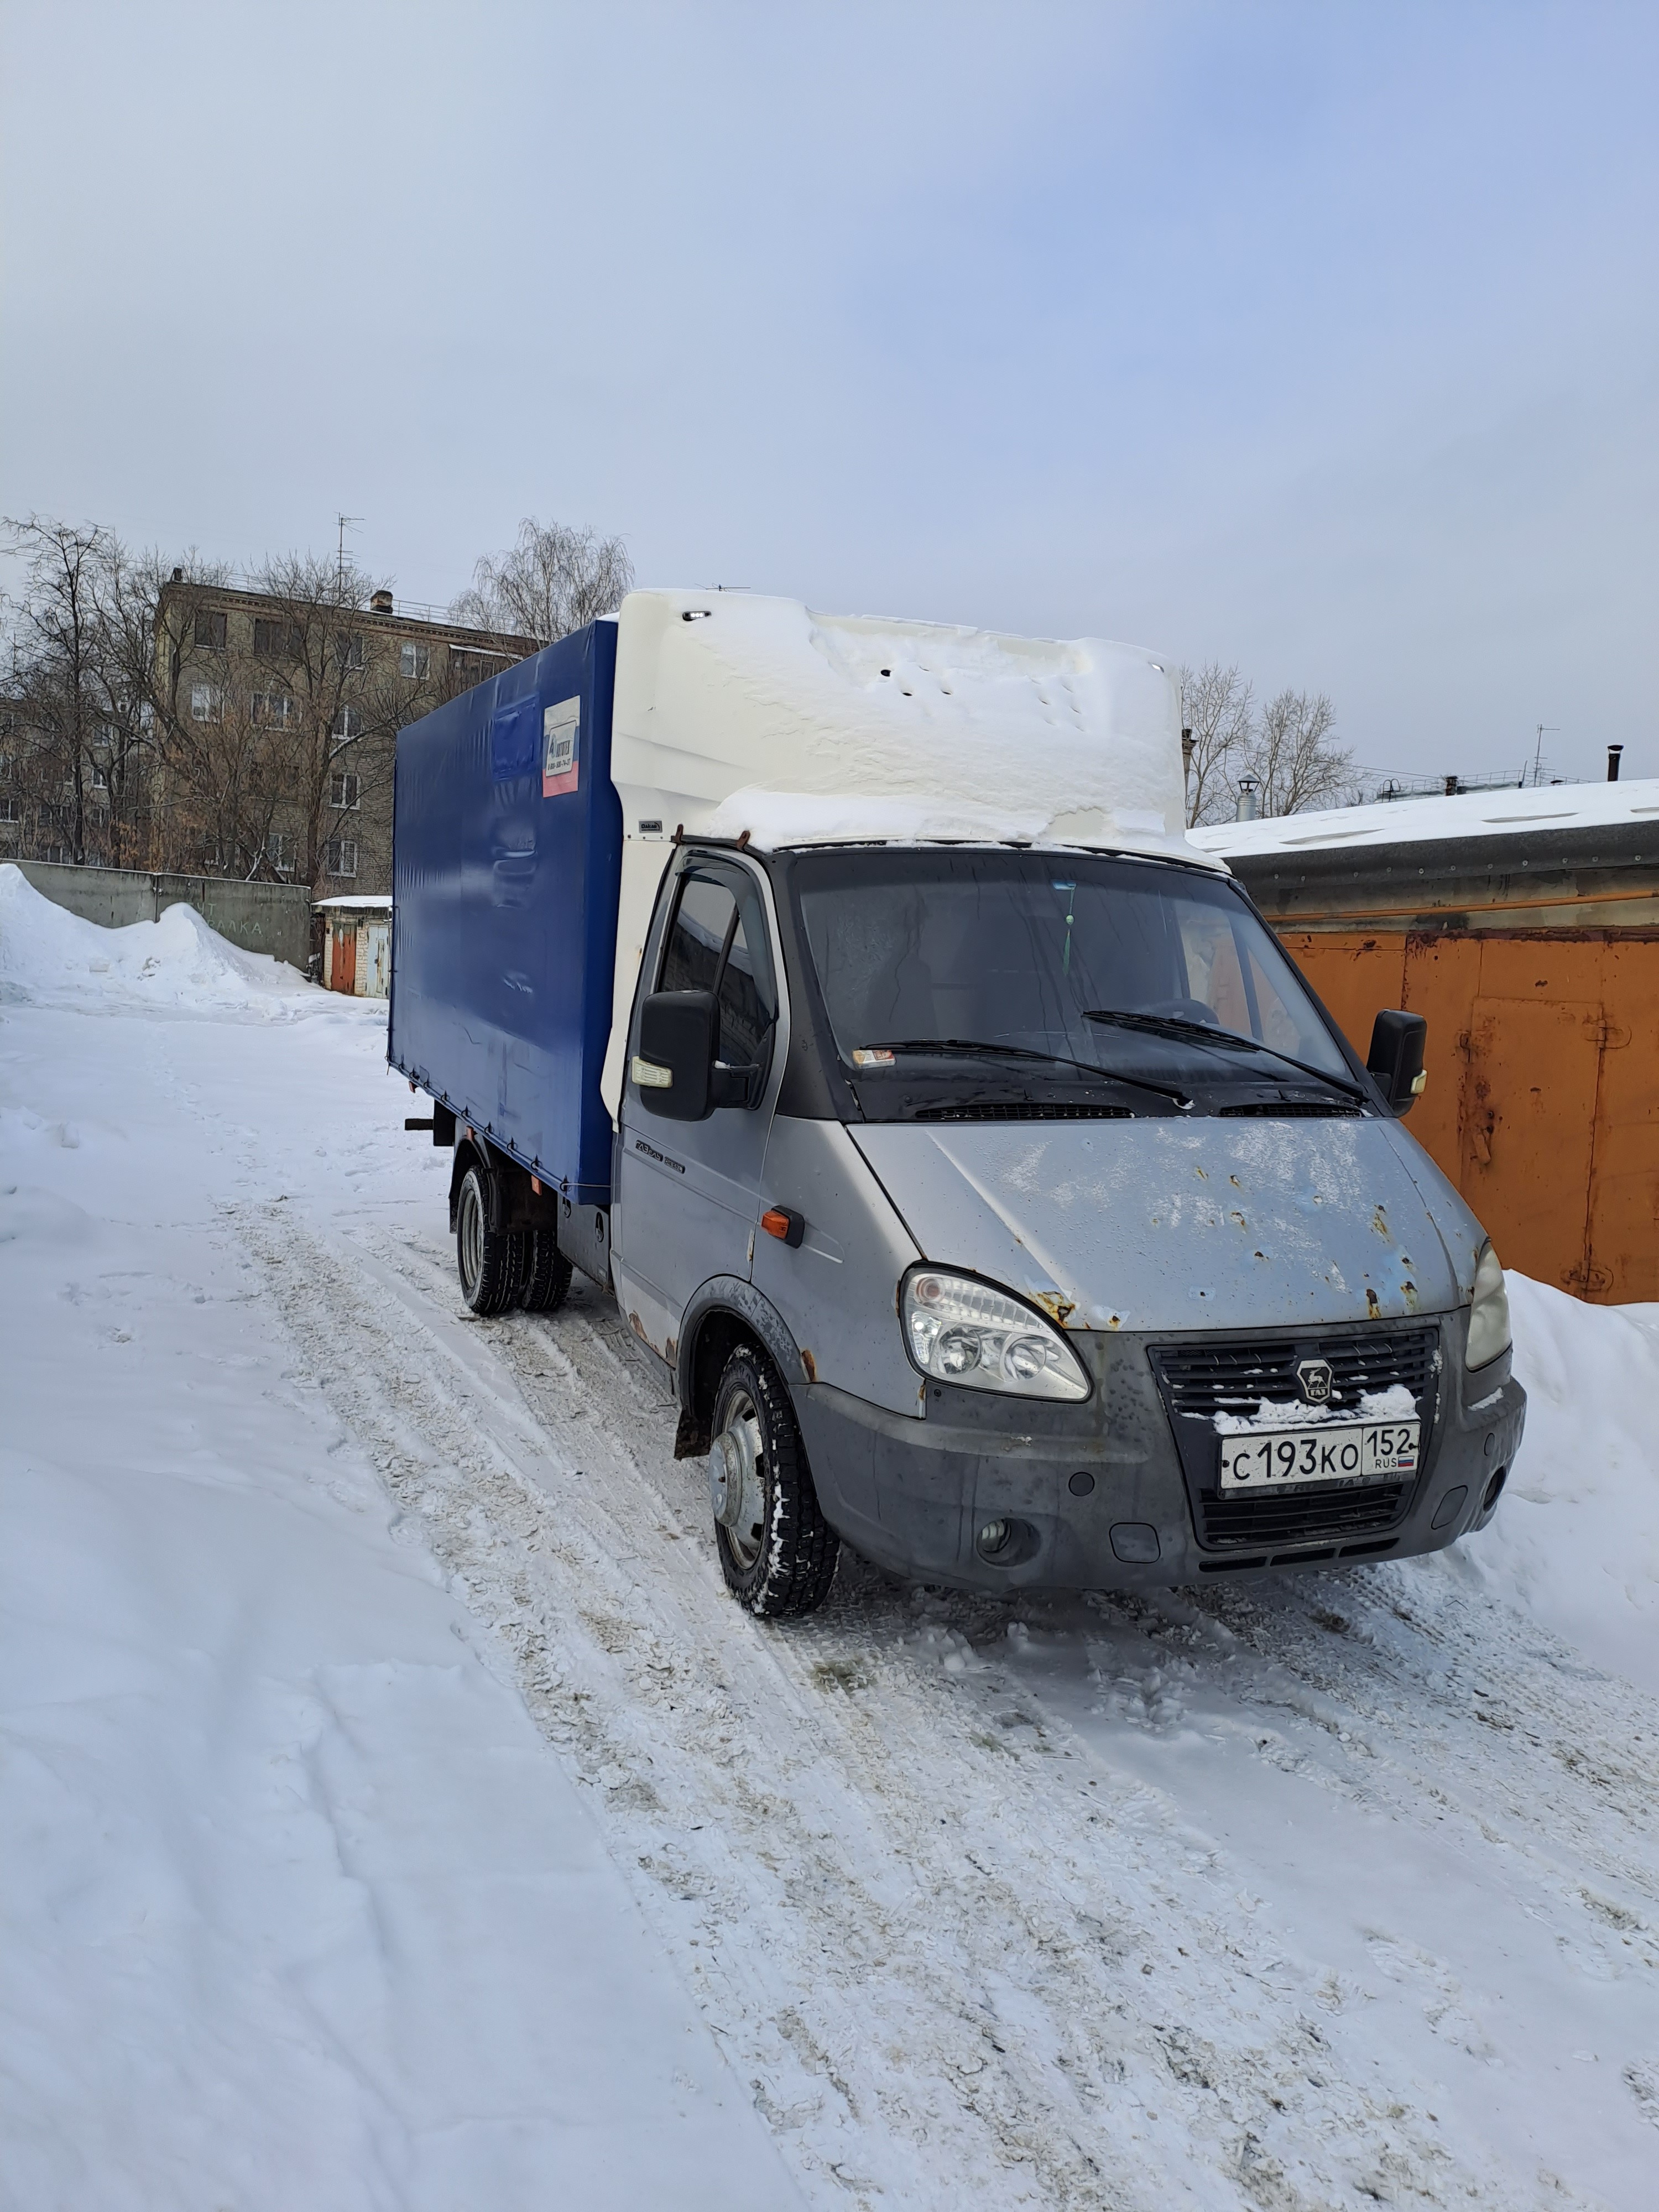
[0,863,321,1019]
[611,588,1194,858]
[1451,1272,1659,1694]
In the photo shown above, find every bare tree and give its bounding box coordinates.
[1176,662,1255,827]
[3,517,108,865]
[452,518,634,648]
[1233,689,1353,817]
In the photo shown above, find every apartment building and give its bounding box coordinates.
[150,575,534,894]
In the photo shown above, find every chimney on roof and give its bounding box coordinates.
[1235,776,1259,823]
[171,566,183,583]
[1608,743,1624,782]
[1444,775,1459,795]
[370,588,394,615]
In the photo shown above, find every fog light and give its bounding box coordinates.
[1481,1466,1507,1515]
[977,1519,1011,1557]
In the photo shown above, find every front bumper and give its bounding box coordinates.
[792,1314,1526,1593]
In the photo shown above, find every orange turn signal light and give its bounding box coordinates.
[761,1206,805,1248]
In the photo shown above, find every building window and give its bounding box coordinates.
[252,617,303,659]
[0,799,19,823]
[39,843,69,864]
[331,704,364,741]
[252,690,298,729]
[329,770,361,810]
[193,607,228,651]
[190,682,224,723]
[335,631,365,671]
[91,761,109,790]
[266,832,293,874]
[399,641,431,680]
[326,837,358,878]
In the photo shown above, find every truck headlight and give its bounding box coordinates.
[1464,1241,1512,1370]
[901,1267,1091,1402]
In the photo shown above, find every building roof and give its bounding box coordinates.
[1189,776,1659,862]
[155,576,534,655]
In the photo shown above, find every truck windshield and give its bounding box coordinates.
[792,848,1354,1107]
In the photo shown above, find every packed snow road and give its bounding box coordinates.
[3,878,1657,2210]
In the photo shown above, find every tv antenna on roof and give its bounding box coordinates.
[336,514,363,593]
[1528,723,1558,787]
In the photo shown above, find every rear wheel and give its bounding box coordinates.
[455,1164,523,1315]
[519,1229,573,1313]
[709,1346,838,1616]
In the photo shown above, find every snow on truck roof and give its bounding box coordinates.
[1188,775,1659,861]
[608,587,1208,868]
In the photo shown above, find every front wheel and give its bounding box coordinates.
[456,1164,523,1315]
[709,1347,838,1616]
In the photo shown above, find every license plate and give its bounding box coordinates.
[1218,1420,1420,1490]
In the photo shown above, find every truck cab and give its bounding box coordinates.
[603,830,1524,1613]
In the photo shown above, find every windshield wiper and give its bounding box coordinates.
[1080,1010,1369,1104]
[861,1038,1192,1109]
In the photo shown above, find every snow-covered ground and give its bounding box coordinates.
[3,865,1656,2211]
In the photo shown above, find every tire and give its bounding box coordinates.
[519,1228,573,1313]
[455,1163,523,1316]
[709,1345,839,1617]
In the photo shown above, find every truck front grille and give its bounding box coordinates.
[1197,1480,1408,1549]
[1156,1325,1438,1421]
[1150,1324,1439,1552]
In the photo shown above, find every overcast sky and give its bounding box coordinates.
[4,1,1655,785]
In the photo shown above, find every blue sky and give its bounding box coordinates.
[4,1,1655,784]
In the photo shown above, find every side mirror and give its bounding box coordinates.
[633,991,758,1120]
[1366,1009,1428,1115]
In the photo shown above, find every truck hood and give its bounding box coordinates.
[849,1116,1473,1335]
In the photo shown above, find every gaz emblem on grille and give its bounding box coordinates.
[1296,1357,1335,1406]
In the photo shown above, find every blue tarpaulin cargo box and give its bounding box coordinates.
[389,620,623,1203]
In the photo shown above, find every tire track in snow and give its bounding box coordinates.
[238,1201,1573,2212]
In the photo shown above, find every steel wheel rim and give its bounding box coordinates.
[722,1387,766,1569]
[459,1179,483,1295]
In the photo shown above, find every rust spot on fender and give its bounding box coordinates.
[1400,1282,1419,1312]
[1365,1287,1382,1319]
[1371,1206,1392,1240]
[665,1335,677,1365]
[1194,1165,1209,1180]
[628,1310,645,1339]
[1034,1290,1077,1327]
[800,1348,818,1383]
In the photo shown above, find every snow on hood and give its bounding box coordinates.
[600,587,1212,1113]
[851,1114,1472,1335]
[0,864,325,1021]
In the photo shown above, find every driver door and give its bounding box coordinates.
[612,853,782,1355]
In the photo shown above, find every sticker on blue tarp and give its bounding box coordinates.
[542,698,580,796]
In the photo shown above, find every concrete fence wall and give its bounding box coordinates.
[11,860,314,973]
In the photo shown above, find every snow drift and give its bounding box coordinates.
[1452,1272,1659,1695]
[0,863,324,1020]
